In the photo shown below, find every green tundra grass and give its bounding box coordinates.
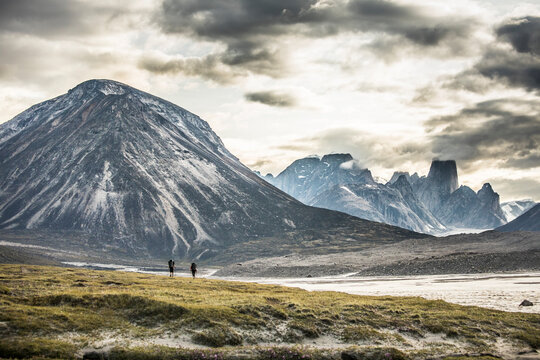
[0,264,538,359]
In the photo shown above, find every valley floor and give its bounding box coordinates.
[63,261,540,314]
[1,265,539,360]
[227,272,540,314]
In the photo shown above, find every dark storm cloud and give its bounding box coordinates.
[245,91,297,107]
[474,47,540,92]
[442,17,540,94]
[496,16,540,55]
[138,55,242,85]
[427,99,540,170]
[477,17,540,91]
[158,0,473,45]
[345,0,471,46]
[0,0,92,35]
[149,0,478,81]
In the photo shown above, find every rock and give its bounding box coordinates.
[83,350,108,360]
[519,300,534,307]
[341,351,362,360]
[307,274,313,278]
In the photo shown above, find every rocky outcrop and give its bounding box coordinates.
[413,160,459,214]
[476,183,506,227]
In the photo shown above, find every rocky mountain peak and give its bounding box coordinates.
[69,79,129,96]
[477,183,503,214]
[321,153,353,164]
[453,185,477,198]
[389,172,410,184]
[393,174,411,188]
[427,160,459,194]
[478,183,494,194]
[391,175,414,197]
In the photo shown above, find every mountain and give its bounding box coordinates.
[269,154,375,204]
[395,161,505,229]
[265,156,508,233]
[0,79,425,259]
[501,200,537,221]
[412,160,459,214]
[435,183,506,228]
[390,175,445,232]
[388,171,420,185]
[266,155,445,233]
[497,204,540,232]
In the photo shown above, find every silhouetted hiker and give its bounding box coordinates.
[190,262,197,278]
[168,259,175,277]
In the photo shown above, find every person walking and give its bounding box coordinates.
[168,259,175,277]
[190,262,197,278]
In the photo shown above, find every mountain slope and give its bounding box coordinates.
[0,79,423,259]
[496,204,540,232]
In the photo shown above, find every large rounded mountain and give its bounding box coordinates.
[0,80,422,259]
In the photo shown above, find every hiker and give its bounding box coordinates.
[168,259,175,277]
[190,262,197,278]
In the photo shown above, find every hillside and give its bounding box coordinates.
[1,265,539,359]
[497,204,540,232]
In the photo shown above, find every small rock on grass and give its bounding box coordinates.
[82,350,109,360]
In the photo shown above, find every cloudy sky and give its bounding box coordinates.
[1,0,539,201]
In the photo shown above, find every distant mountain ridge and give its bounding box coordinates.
[0,79,424,259]
[262,155,512,234]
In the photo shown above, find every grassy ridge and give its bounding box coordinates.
[0,264,539,359]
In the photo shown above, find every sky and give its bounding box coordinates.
[0,0,539,202]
